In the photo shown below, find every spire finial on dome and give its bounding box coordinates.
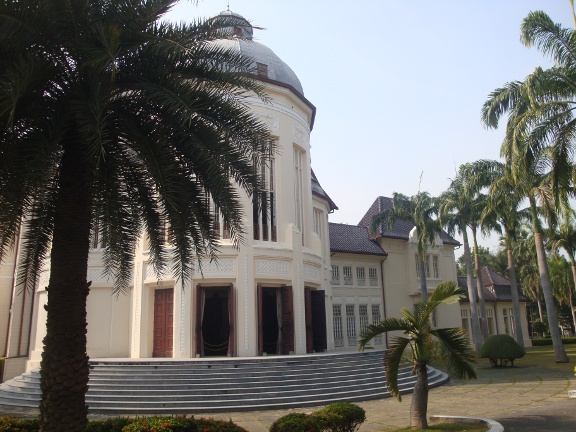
[227,1,230,11]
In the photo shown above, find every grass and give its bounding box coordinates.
[475,343,576,373]
[385,423,488,432]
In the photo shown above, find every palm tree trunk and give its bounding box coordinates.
[537,299,544,323]
[529,196,568,362]
[463,231,482,355]
[410,363,429,430]
[40,141,92,431]
[472,229,489,339]
[506,243,525,350]
[570,264,576,334]
[418,255,428,301]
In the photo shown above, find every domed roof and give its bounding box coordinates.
[210,10,304,96]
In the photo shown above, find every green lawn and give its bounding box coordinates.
[474,343,576,373]
[385,423,487,432]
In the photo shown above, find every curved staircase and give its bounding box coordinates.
[0,351,449,414]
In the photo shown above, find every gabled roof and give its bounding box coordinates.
[358,196,459,245]
[457,267,529,303]
[311,169,338,212]
[329,223,387,256]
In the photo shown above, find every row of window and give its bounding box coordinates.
[331,265,378,287]
[415,254,440,279]
[461,307,515,337]
[332,304,382,347]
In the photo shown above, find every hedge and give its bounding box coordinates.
[531,337,576,346]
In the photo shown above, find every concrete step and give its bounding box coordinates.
[0,351,449,414]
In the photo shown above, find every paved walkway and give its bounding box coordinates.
[2,357,575,431]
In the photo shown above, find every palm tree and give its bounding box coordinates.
[549,216,576,332]
[457,160,502,342]
[482,164,528,350]
[438,172,483,355]
[481,10,571,363]
[371,191,442,301]
[0,1,274,430]
[359,281,477,430]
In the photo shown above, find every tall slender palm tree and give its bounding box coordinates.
[371,191,442,301]
[359,282,477,430]
[482,10,571,363]
[0,1,274,430]
[550,215,576,332]
[438,172,483,354]
[458,160,502,341]
[482,166,528,350]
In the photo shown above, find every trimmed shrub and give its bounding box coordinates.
[532,320,548,337]
[269,413,319,432]
[87,417,133,432]
[0,417,39,431]
[121,416,194,432]
[312,402,366,432]
[193,418,247,432]
[481,334,525,367]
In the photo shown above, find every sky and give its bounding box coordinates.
[166,0,574,254]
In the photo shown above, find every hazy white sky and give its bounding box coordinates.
[166,1,573,253]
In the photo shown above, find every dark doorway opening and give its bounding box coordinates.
[262,288,280,355]
[195,285,235,357]
[258,285,294,355]
[305,288,327,353]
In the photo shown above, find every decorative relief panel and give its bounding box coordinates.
[194,259,235,275]
[303,263,321,282]
[292,125,307,144]
[255,259,290,276]
[255,112,279,131]
[87,268,112,284]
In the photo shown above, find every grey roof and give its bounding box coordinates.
[210,11,304,95]
[358,196,460,245]
[329,223,387,256]
[457,267,529,303]
[311,169,337,211]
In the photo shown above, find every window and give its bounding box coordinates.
[359,305,369,333]
[416,255,431,278]
[333,305,343,347]
[487,308,495,335]
[371,304,382,344]
[508,308,515,334]
[346,305,356,346]
[503,308,510,334]
[253,150,276,242]
[432,255,439,278]
[313,208,323,237]
[356,267,366,286]
[343,266,353,285]
[256,62,268,78]
[331,265,340,285]
[368,267,378,287]
[461,308,470,334]
[293,147,305,244]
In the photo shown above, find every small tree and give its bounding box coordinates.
[359,281,477,430]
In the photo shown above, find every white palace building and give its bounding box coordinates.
[0,10,464,382]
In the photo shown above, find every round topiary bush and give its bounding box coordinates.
[269,413,319,432]
[480,334,525,367]
[312,402,366,432]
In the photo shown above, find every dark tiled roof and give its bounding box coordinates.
[458,267,528,303]
[329,223,387,256]
[358,196,459,245]
[311,169,338,211]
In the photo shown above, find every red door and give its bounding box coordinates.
[153,288,174,357]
